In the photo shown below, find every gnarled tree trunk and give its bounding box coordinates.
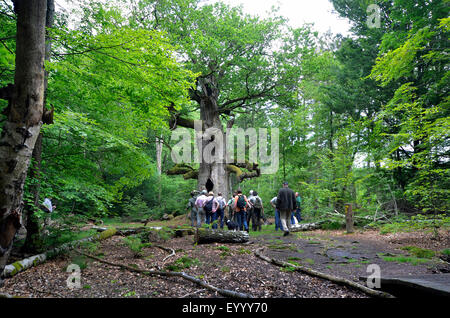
[196,77,229,199]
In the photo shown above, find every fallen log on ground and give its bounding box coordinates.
[254,247,394,298]
[194,228,249,244]
[76,249,252,298]
[1,227,117,279]
[290,221,324,232]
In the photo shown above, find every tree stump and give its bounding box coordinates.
[194,228,249,244]
[345,203,354,234]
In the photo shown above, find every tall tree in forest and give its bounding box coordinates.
[0,0,47,283]
[22,0,55,253]
[134,0,313,198]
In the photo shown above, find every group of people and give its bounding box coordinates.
[186,181,302,236]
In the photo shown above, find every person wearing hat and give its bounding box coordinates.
[276,181,297,236]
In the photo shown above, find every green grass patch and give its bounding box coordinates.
[221,266,231,273]
[165,256,200,271]
[379,214,450,235]
[379,254,432,266]
[401,246,436,259]
[215,245,231,252]
[249,225,279,237]
[238,248,252,255]
[67,255,89,271]
[280,266,297,272]
[287,257,314,266]
[122,235,152,258]
[441,248,450,256]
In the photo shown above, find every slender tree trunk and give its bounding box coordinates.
[156,134,163,206]
[22,0,54,254]
[0,0,47,282]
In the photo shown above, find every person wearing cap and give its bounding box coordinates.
[195,190,208,226]
[276,181,297,236]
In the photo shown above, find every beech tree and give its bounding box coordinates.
[0,0,47,283]
[133,0,314,198]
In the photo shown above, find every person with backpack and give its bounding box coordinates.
[233,189,250,232]
[215,192,227,229]
[204,191,220,229]
[250,191,264,231]
[194,190,208,227]
[227,191,237,220]
[186,190,199,227]
[276,181,297,236]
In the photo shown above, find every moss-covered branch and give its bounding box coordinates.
[166,163,198,180]
[76,249,253,298]
[1,227,117,279]
[227,161,260,182]
[166,163,194,175]
[254,247,395,298]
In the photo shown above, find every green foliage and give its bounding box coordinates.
[67,255,89,271]
[165,256,200,272]
[379,214,450,235]
[18,0,196,219]
[1,0,448,229]
[122,235,152,258]
[400,246,435,259]
[379,254,432,266]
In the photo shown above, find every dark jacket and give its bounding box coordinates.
[276,187,297,211]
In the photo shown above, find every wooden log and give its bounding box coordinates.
[290,221,324,232]
[254,247,394,298]
[1,227,117,278]
[194,228,249,244]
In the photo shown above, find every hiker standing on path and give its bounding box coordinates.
[294,192,302,223]
[233,189,250,232]
[204,191,220,229]
[247,190,255,231]
[270,196,282,231]
[42,197,56,235]
[195,190,208,227]
[249,191,264,231]
[227,191,237,220]
[187,191,199,227]
[215,192,227,229]
[276,182,297,236]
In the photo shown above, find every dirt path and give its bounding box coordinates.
[257,229,450,285]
